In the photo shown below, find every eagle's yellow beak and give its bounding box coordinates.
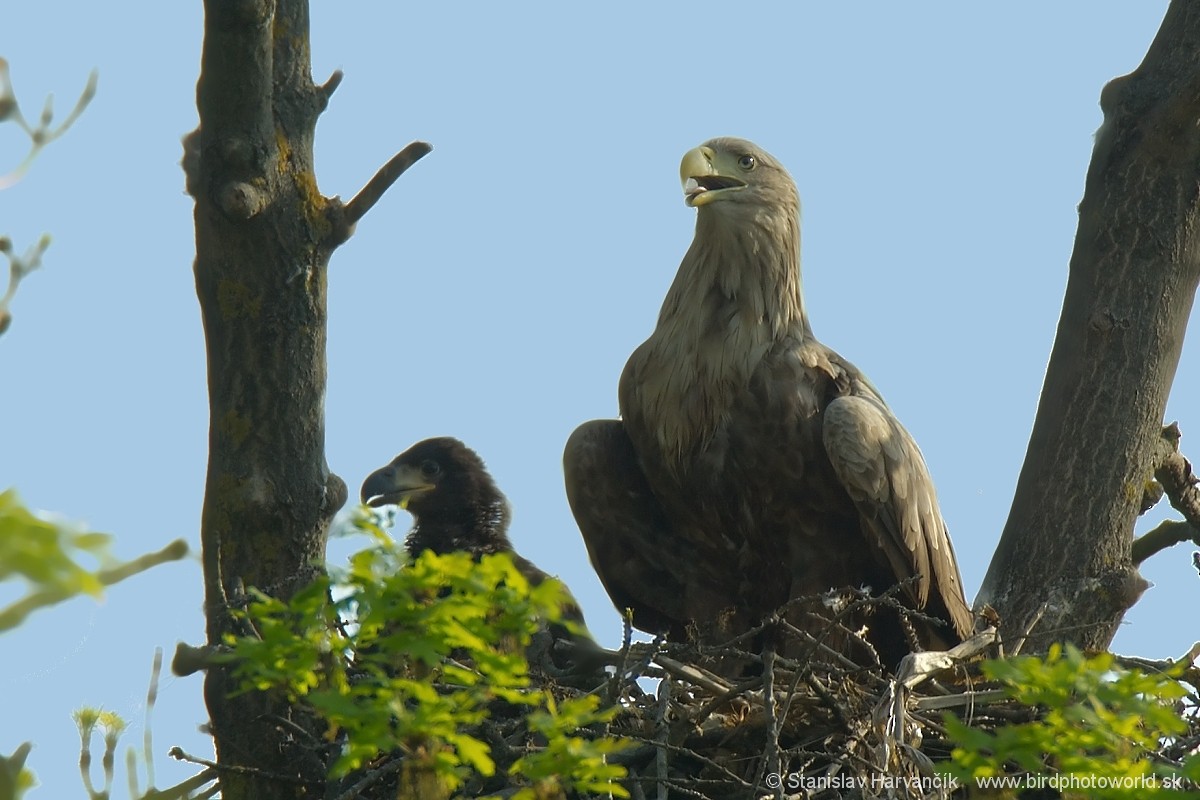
[680,145,746,207]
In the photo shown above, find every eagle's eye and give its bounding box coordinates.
[420,460,441,478]
[737,154,756,171]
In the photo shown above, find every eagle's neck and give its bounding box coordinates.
[637,205,808,462]
[405,497,512,558]
[663,208,808,338]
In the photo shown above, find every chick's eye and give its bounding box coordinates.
[420,460,441,478]
[737,154,756,171]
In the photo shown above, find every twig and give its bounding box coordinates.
[609,610,635,705]
[332,756,405,800]
[0,538,188,632]
[777,619,887,687]
[0,234,51,337]
[142,767,219,800]
[1007,602,1048,657]
[167,747,308,784]
[626,767,647,800]
[651,778,721,798]
[0,61,97,189]
[687,675,762,724]
[911,689,1009,711]
[96,539,190,584]
[895,627,1000,690]
[654,679,669,800]
[802,672,852,730]
[269,714,322,745]
[144,649,162,791]
[1134,520,1200,565]
[654,654,733,695]
[759,645,782,799]
[317,69,343,109]
[171,642,228,676]
[1111,641,1200,687]
[331,141,432,242]
[711,581,913,653]
[622,734,752,789]
[773,643,812,737]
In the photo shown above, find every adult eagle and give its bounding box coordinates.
[564,138,971,666]
[362,437,598,677]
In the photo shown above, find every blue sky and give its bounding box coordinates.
[1,2,1188,796]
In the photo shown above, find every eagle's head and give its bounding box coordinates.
[680,137,799,218]
[360,437,505,529]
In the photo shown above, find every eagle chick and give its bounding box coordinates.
[363,437,597,677]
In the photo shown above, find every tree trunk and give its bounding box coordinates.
[189,3,426,795]
[192,1,346,797]
[978,0,1200,654]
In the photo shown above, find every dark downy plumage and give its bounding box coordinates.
[564,138,972,667]
[361,437,597,677]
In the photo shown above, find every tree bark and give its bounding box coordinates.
[978,0,1200,654]
[189,3,426,795]
[192,2,346,797]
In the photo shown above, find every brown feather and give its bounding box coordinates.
[363,438,600,675]
[565,138,971,666]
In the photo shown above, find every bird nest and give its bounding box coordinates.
[580,592,1006,800]
[595,630,1002,800]
[334,586,1200,800]
[337,586,1014,800]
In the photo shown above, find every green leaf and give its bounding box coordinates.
[226,538,628,792]
[945,647,1194,796]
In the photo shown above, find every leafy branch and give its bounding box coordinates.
[945,644,1200,797]
[221,517,627,799]
[0,489,188,633]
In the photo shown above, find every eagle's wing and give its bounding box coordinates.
[821,390,973,641]
[563,419,695,639]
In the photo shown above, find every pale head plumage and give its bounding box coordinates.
[623,138,809,463]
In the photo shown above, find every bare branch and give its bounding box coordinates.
[151,767,220,800]
[0,233,51,337]
[912,689,1009,712]
[317,69,343,110]
[653,679,669,800]
[51,69,99,140]
[608,609,635,704]
[1133,519,1200,565]
[0,61,97,189]
[95,538,189,584]
[331,757,404,800]
[1006,601,1049,658]
[1112,640,1200,688]
[896,627,1000,690]
[168,748,307,784]
[653,653,734,695]
[758,646,782,800]
[171,641,228,676]
[143,649,162,792]
[328,141,432,245]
